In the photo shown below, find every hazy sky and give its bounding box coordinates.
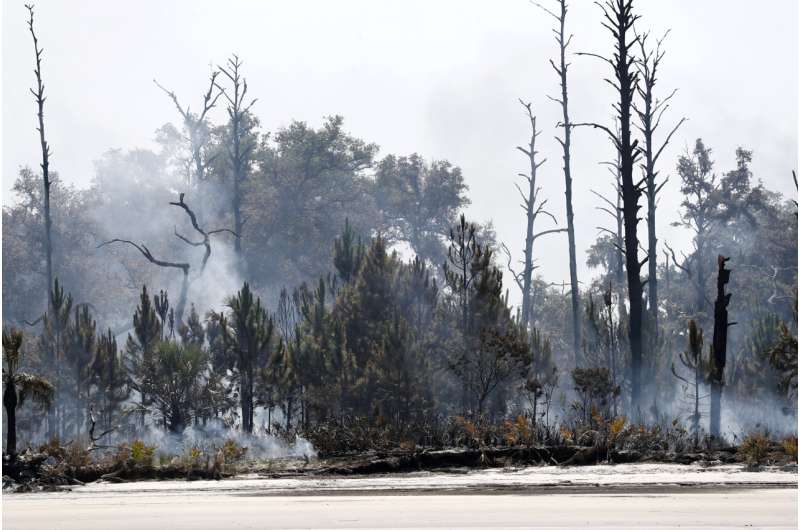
[2,0,797,298]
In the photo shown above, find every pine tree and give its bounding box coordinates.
[125,285,162,426]
[219,282,275,433]
[88,329,129,433]
[333,218,364,284]
[41,278,72,439]
[65,304,96,437]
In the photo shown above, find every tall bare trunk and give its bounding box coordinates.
[577,0,644,415]
[635,32,686,332]
[537,0,581,364]
[27,6,54,310]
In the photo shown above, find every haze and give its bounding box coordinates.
[2,0,797,292]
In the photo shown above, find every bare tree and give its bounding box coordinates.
[99,193,235,324]
[26,4,55,310]
[154,71,223,187]
[634,29,686,330]
[592,153,626,318]
[533,0,581,366]
[575,0,645,414]
[99,194,235,324]
[98,239,190,325]
[502,100,566,331]
[216,55,257,266]
[170,192,237,273]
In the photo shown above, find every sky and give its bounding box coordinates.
[2,0,797,302]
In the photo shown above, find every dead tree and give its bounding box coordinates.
[26,4,55,310]
[170,192,237,273]
[154,71,223,187]
[709,255,734,439]
[217,55,256,265]
[634,29,686,330]
[533,0,581,366]
[98,239,190,325]
[99,194,234,324]
[575,0,644,414]
[502,100,566,331]
[592,153,626,319]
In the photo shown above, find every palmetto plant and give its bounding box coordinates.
[3,328,54,456]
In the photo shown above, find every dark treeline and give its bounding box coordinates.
[2,0,797,456]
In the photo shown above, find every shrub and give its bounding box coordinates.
[738,432,771,465]
[781,436,797,461]
[63,442,91,468]
[221,439,248,463]
[130,440,155,467]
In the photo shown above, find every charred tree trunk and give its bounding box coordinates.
[26,5,54,311]
[614,1,644,418]
[709,255,732,439]
[576,0,643,415]
[535,0,581,365]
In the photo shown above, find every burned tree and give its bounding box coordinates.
[100,194,234,324]
[709,255,733,439]
[576,0,644,413]
[26,4,55,310]
[634,30,686,329]
[534,0,581,366]
[99,239,190,325]
[170,192,237,273]
[591,153,626,319]
[217,55,257,265]
[502,100,566,331]
[154,71,223,187]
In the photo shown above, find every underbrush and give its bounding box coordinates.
[4,417,797,492]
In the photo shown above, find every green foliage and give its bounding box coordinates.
[140,341,208,432]
[89,328,129,431]
[218,282,276,433]
[374,153,468,265]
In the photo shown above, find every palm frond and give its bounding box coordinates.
[15,372,55,410]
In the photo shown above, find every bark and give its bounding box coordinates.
[710,255,733,438]
[26,5,54,311]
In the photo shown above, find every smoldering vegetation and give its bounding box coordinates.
[2,1,797,491]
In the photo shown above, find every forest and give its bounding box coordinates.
[2,0,797,486]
